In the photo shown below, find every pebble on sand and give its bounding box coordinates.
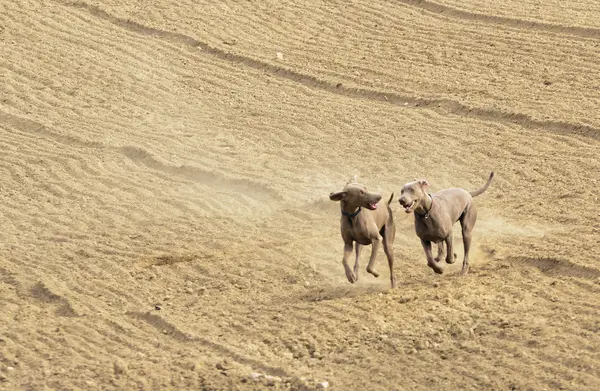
[249,372,263,381]
[113,359,128,375]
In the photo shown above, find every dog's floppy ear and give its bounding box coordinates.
[329,191,346,201]
[418,179,429,189]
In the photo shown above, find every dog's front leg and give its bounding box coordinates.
[353,244,362,280]
[366,235,382,278]
[421,239,444,274]
[342,241,357,283]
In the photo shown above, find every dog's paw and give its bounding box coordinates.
[446,253,458,264]
[428,262,444,274]
[366,267,380,278]
[345,270,358,283]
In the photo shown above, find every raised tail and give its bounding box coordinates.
[469,172,494,197]
[387,193,394,205]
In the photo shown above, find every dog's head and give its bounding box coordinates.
[329,176,382,210]
[398,179,429,213]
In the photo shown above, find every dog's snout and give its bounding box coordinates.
[399,197,407,206]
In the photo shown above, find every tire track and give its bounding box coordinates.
[396,0,600,39]
[126,311,291,378]
[0,111,283,213]
[62,1,600,141]
[29,282,79,317]
[510,256,600,280]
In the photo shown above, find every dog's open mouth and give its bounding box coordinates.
[366,202,378,210]
[403,200,415,213]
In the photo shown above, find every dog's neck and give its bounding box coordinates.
[341,203,362,225]
[341,203,361,216]
[414,194,432,218]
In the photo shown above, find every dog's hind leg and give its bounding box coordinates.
[434,242,446,263]
[459,204,477,275]
[382,223,397,288]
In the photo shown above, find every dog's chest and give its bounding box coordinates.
[350,229,373,245]
[414,216,451,242]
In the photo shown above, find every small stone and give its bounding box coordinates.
[185,287,193,294]
[433,282,440,288]
[276,52,284,60]
[304,281,311,287]
[316,381,329,389]
[6,367,14,371]
[264,375,282,385]
[216,363,227,371]
[154,304,162,310]
[249,372,262,381]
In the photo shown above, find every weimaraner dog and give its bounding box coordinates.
[398,172,494,275]
[329,176,397,288]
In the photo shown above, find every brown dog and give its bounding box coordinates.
[329,176,397,288]
[398,172,494,275]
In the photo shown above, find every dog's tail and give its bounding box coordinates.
[387,193,394,205]
[469,172,494,197]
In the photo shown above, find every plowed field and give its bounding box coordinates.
[1,1,600,390]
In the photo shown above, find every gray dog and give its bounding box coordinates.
[398,172,494,275]
[329,176,397,288]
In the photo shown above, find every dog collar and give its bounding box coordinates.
[342,207,362,225]
[415,194,432,219]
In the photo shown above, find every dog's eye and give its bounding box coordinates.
[359,190,364,195]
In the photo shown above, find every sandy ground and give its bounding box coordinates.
[1,0,600,390]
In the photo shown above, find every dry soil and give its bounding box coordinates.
[1,0,600,390]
